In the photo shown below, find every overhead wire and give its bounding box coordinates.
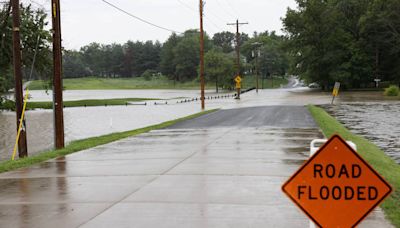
[175,0,222,33]
[214,0,236,20]
[101,0,182,34]
[222,0,241,18]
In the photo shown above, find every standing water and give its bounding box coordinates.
[324,101,400,164]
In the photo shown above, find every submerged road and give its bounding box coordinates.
[0,105,393,227]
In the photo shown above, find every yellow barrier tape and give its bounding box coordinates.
[11,89,29,161]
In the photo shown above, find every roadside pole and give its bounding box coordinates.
[11,0,28,158]
[199,0,205,110]
[331,82,340,105]
[228,20,248,100]
[51,0,65,149]
[252,42,261,93]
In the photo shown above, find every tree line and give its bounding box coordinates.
[65,29,289,90]
[0,3,289,94]
[283,0,400,89]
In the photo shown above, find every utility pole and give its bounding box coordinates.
[252,42,261,93]
[199,0,205,110]
[228,19,248,99]
[51,0,65,149]
[11,0,28,158]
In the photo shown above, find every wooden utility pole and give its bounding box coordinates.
[51,0,65,149]
[228,20,248,99]
[252,42,262,93]
[199,0,205,110]
[227,20,248,76]
[11,0,28,158]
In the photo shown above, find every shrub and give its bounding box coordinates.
[384,85,399,96]
[141,70,157,81]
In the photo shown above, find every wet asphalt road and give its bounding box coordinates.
[169,106,318,129]
[0,105,393,228]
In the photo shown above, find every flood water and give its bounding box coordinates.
[1,89,243,161]
[1,89,400,164]
[324,101,400,164]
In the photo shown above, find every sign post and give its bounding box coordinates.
[374,78,381,88]
[331,82,340,105]
[282,135,392,228]
[234,75,242,100]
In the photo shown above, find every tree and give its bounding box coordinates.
[204,49,235,91]
[160,30,213,82]
[63,50,90,78]
[241,31,290,78]
[0,3,51,95]
[160,33,180,80]
[212,31,235,53]
[283,0,400,89]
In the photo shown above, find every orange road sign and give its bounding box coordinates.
[282,135,392,228]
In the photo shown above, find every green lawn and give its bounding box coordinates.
[0,98,157,110]
[28,77,215,90]
[27,76,289,91]
[0,109,218,174]
[309,105,400,227]
[28,98,156,109]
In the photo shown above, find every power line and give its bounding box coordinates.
[215,0,236,20]
[223,0,241,18]
[175,0,224,32]
[101,0,182,34]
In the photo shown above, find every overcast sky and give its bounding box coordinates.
[24,0,297,50]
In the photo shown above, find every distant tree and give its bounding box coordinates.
[204,49,235,91]
[160,33,180,80]
[242,31,290,78]
[212,31,235,53]
[63,50,91,78]
[160,30,213,82]
[80,43,104,76]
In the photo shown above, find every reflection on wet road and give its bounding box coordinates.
[324,102,400,164]
[0,106,392,227]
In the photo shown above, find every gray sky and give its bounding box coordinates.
[25,0,297,50]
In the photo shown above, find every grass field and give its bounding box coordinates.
[28,98,156,109]
[309,105,400,227]
[0,98,156,110]
[28,77,214,90]
[27,76,288,91]
[0,109,217,174]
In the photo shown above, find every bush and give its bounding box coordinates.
[141,70,157,81]
[384,85,399,96]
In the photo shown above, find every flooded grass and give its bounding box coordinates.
[0,109,218,174]
[309,105,400,227]
[1,98,159,110]
[28,98,158,109]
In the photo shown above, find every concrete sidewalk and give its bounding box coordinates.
[0,107,393,228]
